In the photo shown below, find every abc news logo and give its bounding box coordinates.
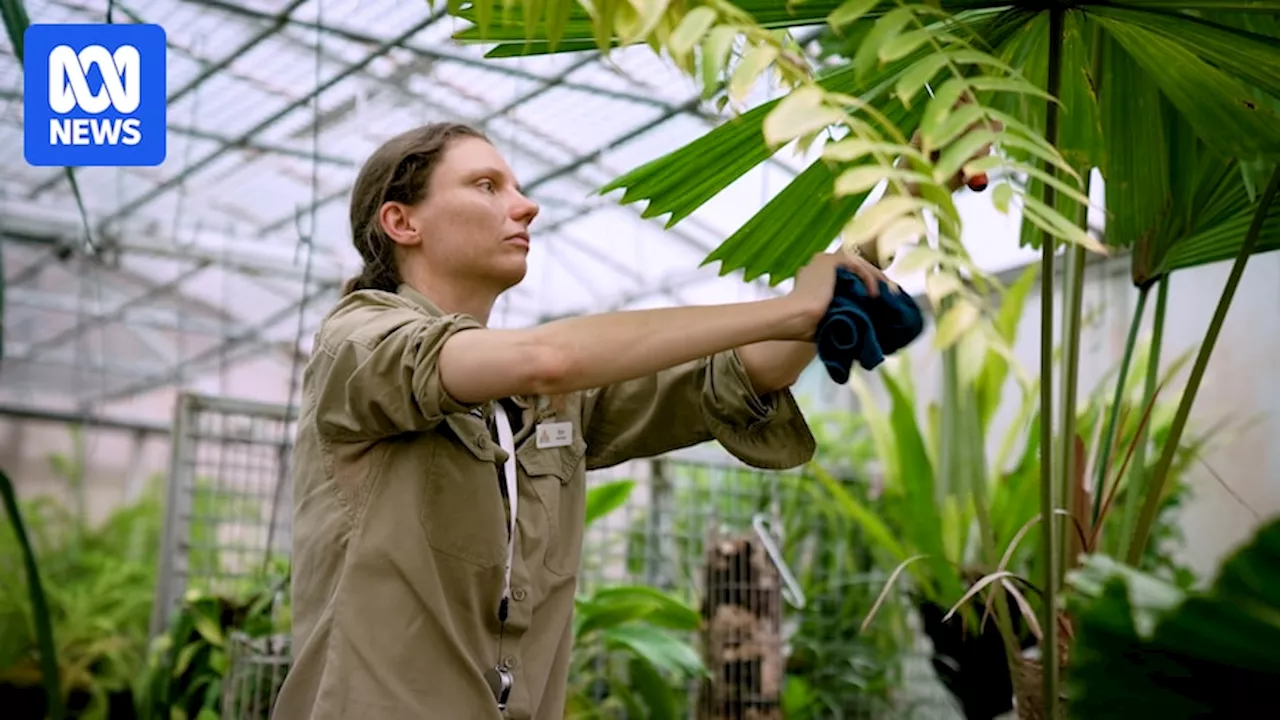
[48,44,143,146]
[24,23,167,167]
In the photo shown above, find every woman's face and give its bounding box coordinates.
[397,136,540,292]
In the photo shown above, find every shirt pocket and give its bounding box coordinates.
[420,414,509,569]
[518,432,588,578]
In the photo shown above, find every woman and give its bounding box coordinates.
[272,122,894,720]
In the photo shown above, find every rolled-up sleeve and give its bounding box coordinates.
[311,293,484,442]
[582,349,816,471]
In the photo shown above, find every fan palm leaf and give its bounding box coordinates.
[452,0,1280,283]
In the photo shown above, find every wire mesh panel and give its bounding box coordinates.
[151,392,296,637]
[697,526,786,720]
[222,632,291,720]
[577,456,964,720]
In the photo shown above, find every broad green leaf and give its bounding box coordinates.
[1095,13,1280,161]
[1066,520,1280,716]
[603,624,705,677]
[924,271,963,307]
[584,479,635,527]
[704,152,879,285]
[1088,4,1280,100]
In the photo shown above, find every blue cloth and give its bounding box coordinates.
[816,268,925,384]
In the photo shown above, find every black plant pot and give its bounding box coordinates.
[916,598,1036,720]
[0,680,137,720]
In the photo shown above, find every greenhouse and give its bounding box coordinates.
[1,0,1278,719]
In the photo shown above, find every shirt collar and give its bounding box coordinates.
[395,283,445,318]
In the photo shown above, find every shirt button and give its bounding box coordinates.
[504,655,518,668]
[512,587,527,601]
[476,433,488,448]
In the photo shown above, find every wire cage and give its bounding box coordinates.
[221,632,292,720]
[696,517,793,720]
[577,454,964,720]
[151,392,296,637]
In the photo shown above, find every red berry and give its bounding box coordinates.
[967,172,989,192]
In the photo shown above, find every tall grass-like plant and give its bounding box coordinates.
[0,469,63,720]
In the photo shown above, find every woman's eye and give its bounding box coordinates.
[478,179,496,192]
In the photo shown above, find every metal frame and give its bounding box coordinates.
[150,391,297,637]
[0,0,814,416]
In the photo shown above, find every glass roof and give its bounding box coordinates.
[0,0,1039,422]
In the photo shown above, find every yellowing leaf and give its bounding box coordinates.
[893,244,947,274]
[835,166,930,196]
[762,85,843,146]
[934,297,980,348]
[699,24,737,91]
[879,28,931,63]
[841,195,927,249]
[823,138,922,165]
[669,6,717,59]
[827,0,880,31]
[878,215,928,261]
[729,42,779,104]
[925,271,963,306]
[992,182,1014,213]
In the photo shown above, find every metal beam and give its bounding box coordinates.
[6,287,230,337]
[27,0,313,199]
[1,201,350,285]
[0,402,171,434]
[0,89,351,166]
[95,9,450,229]
[82,281,337,404]
[178,0,680,110]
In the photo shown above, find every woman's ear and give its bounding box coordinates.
[379,201,422,247]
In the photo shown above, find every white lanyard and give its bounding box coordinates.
[493,403,518,605]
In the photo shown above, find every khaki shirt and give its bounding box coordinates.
[272,285,815,720]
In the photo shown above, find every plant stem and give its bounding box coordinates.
[1057,237,1086,582]
[1092,284,1149,522]
[1117,275,1168,560]
[0,469,65,720]
[1040,8,1065,718]
[1128,163,1280,565]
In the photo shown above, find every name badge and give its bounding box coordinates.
[535,422,573,449]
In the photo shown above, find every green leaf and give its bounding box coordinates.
[628,656,677,718]
[852,6,914,80]
[1095,12,1280,161]
[577,585,701,637]
[602,624,705,677]
[585,479,635,527]
[1,469,64,720]
[1087,4,1280,101]
[1066,519,1280,716]
[729,42,779,102]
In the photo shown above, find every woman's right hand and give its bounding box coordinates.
[786,251,893,340]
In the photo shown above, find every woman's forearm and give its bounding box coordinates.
[440,295,820,404]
